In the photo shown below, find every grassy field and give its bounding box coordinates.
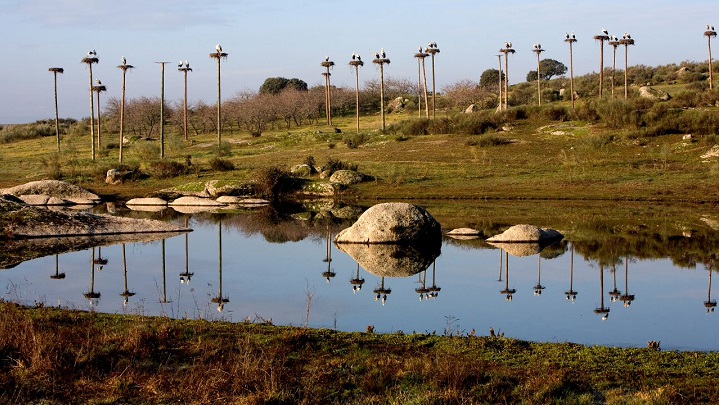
[0,101,717,205]
[0,303,716,404]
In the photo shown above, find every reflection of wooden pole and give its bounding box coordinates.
[161,239,168,303]
[498,248,503,282]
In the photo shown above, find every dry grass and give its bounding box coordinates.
[0,302,716,404]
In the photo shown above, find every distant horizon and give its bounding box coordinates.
[0,0,716,124]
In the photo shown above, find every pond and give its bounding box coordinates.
[1,201,717,352]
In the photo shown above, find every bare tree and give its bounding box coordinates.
[178,60,192,141]
[532,44,545,105]
[349,53,364,133]
[321,56,335,125]
[499,42,515,110]
[413,47,429,118]
[209,44,228,147]
[48,67,64,152]
[594,29,610,97]
[372,49,391,131]
[704,25,717,89]
[564,32,578,109]
[426,42,440,117]
[81,50,99,160]
[117,57,134,163]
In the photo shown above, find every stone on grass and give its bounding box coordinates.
[334,202,441,244]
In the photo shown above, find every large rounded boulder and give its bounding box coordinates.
[334,202,441,244]
[486,224,562,243]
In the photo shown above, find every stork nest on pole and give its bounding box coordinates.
[209,52,228,60]
[177,66,192,72]
[426,48,440,55]
[564,38,578,44]
[414,52,429,59]
[91,85,107,92]
[117,64,135,71]
[372,58,391,65]
[48,67,64,73]
[532,48,544,55]
[608,40,620,47]
[348,60,364,67]
[704,30,718,37]
[321,72,331,77]
[321,61,335,68]
[81,57,99,64]
[619,38,635,46]
[498,49,515,54]
[593,35,610,42]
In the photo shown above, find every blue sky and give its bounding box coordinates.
[0,0,716,123]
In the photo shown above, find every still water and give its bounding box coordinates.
[1,205,717,352]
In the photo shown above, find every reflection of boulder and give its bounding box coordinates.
[335,203,441,244]
[335,242,440,277]
[486,224,562,243]
[487,242,543,257]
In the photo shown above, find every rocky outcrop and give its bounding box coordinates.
[126,197,168,206]
[334,203,441,244]
[639,86,671,101]
[1,180,101,205]
[329,170,365,185]
[446,227,481,240]
[0,196,189,239]
[486,224,562,243]
[169,196,227,206]
[464,104,478,113]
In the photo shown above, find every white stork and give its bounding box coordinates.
[215,43,222,53]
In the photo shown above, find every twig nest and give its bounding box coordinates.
[334,202,441,244]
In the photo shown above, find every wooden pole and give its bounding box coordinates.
[497,55,502,110]
[619,36,635,99]
[85,61,97,161]
[565,34,577,109]
[373,52,390,131]
[349,57,363,134]
[178,62,192,142]
[49,67,63,153]
[117,64,132,163]
[499,46,514,110]
[594,34,609,97]
[156,62,169,159]
[705,28,717,90]
[533,46,544,105]
[609,39,619,97]
[209,48,228,149]
[321,59,335,126]
[427,44,440,118]
[414,49,429,119]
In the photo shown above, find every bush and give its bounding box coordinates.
[146,160,186,179]
[254,166,296,200]
[323,158,357,173]
[41,153,62,180]
[209,157,235,172]
[214,141,232,157]
[455,112,502,135]
[465,135,512,147]
[343,133,369,149]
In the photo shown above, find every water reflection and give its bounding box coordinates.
[50,254,65,280]
[119,243,135,306]
[0,203,717,351]
[210,219,229,312]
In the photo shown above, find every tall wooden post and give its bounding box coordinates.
[414,48,429,119]
[49,67,64,153]
[155,62,170,158]
[178,61,192,142]
[497,55,503,109]
[117,60,134,162]
[321,58,335,126]
[92,82,107,152]
[373,50,391,131]
[349,55,364,134]
[426,42,440,118]
[619,34,635,99]
[210,45,228,148]
[499,43,515,110]
[82,52,99,161]
[594,31,610,97]
[608,37,619,97]
[532,45,544,105]
[704,27,717,90]
[564,33,578,109]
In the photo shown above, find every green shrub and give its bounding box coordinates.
[455,112,502,135]
[465,135,511,147]
[323,158,357,173]
[388,119,430,135]
[209,157,235,172]
[146,160,186,179]
[40,153,62,180]
[254,166,297,200]
[595,99,638,129]
[213,141,232,157]
[343,133,369,148]
[427,117,453,134]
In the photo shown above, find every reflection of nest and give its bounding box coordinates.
[335,241,440,277]
[83,292,101,299]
